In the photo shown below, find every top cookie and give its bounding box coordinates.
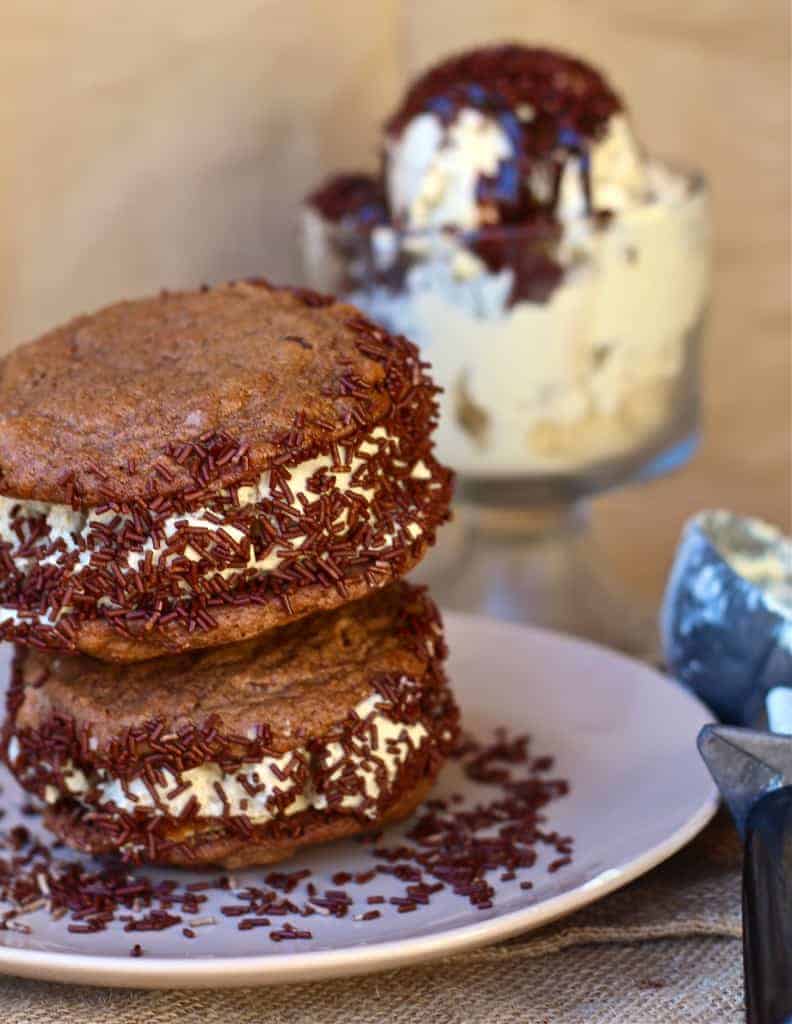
[0,281,452,660]
[0,281,410,505]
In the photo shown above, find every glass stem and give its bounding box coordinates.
[416,499,658,659]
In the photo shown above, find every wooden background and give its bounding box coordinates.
[0,1,789,603]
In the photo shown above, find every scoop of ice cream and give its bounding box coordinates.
[383,44,648,231]
[301,43,709,486]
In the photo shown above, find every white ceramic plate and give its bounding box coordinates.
[0,614,717,988]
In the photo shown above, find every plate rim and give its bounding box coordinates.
[0,614,720,989]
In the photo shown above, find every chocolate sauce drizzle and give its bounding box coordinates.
[388,44,621,224]
[306,174,388,228]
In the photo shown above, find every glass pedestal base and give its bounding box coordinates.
[412,503,658,659]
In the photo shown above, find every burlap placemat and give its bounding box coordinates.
[0,811,744,1023]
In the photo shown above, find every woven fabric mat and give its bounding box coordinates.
[0,811,744,1023]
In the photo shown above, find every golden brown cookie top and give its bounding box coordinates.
[0,280,426,505]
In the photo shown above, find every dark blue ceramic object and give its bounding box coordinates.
[661,511,792,726]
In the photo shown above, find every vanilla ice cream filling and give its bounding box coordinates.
[7,693,432,824]
[0,429,433,626]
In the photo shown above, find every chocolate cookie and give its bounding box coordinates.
[3,583,459,868]
[0,280,452,661]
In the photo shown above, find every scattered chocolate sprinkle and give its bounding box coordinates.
[238,917,272,931]
[269,924,313,942]
[369,729,572,909]
[0,728,572,951]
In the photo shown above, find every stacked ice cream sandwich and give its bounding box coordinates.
[0,279,457,867]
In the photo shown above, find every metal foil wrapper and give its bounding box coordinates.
[661,510,792,726]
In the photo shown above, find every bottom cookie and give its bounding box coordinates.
[4,583,459,867]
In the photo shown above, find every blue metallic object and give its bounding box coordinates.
[662,511,792,725]
[699,725,792,839]
[743,788,792,1024]
[700,724,792,1024]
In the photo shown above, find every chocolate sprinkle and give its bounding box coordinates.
[0,727,572,950]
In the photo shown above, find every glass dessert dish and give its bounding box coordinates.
[301,45,712,652]
[304,175,709,506]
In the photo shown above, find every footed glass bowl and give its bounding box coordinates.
[302,172,711,651]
